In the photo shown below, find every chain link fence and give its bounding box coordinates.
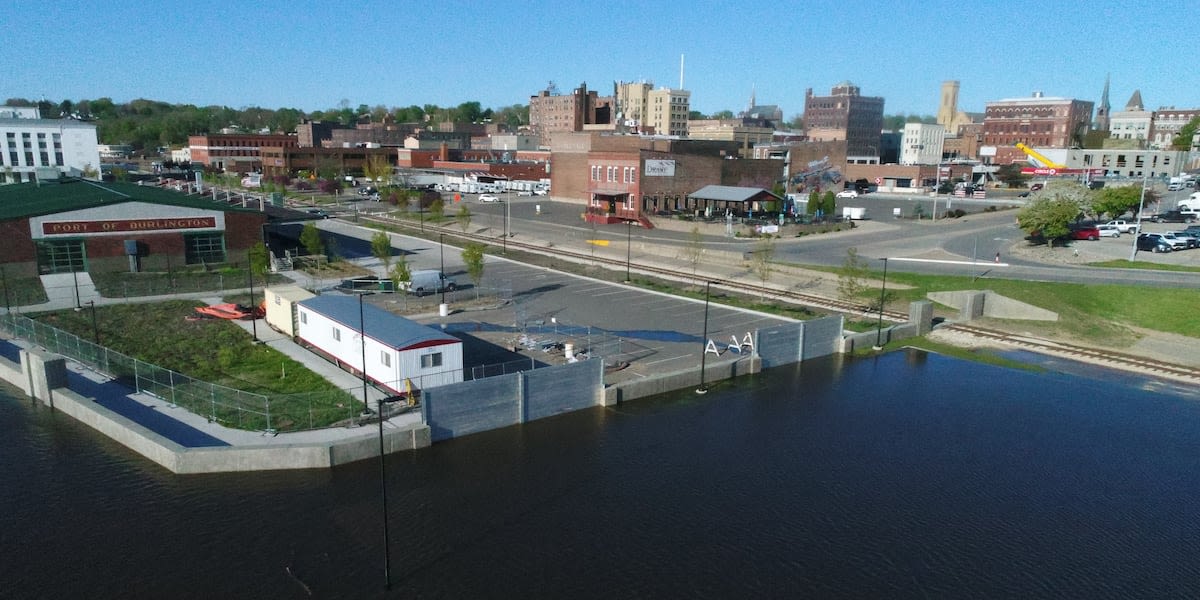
[0,313,362,433]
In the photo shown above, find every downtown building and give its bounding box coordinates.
[979,92,1094,165]
[0,107,100,184]
[802,82,885,164]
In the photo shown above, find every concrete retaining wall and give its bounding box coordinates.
[0,344,430,474]
[928,290,1058,321]
[607,355,760,404]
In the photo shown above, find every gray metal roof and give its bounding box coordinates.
[298,294,460,350]
[689,185,782,203]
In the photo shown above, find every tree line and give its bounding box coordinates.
[2,97,530,153]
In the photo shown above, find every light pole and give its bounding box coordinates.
[439,233,446,304]
[376,392,408,591]
[503,193,510,254]
[358,292,375,416]
[247,266,258,342]
[71,266,81,309]
[75,300,99,345]
[1128,170,1151,261]
[625,220,632,283]
[873,257,889,350]
[696,281,712,394]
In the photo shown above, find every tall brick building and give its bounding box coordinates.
[802,82,885,164]
[981,92,1094,164]
[529,83,612,147]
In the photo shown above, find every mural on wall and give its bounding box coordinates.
[789,156,842,193]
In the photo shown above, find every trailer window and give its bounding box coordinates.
[420,352,442,368]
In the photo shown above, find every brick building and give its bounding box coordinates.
[529,83,613,147]
[0,179,267,277]
[188,133,298,173]
[803,82,885,163]
[980,92,1094,164]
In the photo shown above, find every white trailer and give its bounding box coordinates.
[263,285,316,339]
[295,295,463,392]
[842,206,867,220]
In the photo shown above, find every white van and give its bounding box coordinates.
[400,270,457,296]
[1180,192,1200,211]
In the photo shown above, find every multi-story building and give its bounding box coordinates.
[0,107,100,184]
[686,118,775,157]
[900,123,946,165]
[980,92,1094,164]
[188,133,298,173]
[529,83,612,147]
[614,81,690,137]
[1107,90,1152,145]
[1151,107,1200,150]
[802,82,885,163]
[943,122,983,160]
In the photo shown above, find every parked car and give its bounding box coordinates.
[517,190,533,196]
[533,189,549,196]
[357,186,378,196]
[399,270,457,296]
[1168,182,1184,191]
[305,208,330,219]
[478,194,500,203]
[1018,191,1031,198]
[1029,183,1044,192]
[1137,233,1174,253]
[1095,224,1121,238]
[835,189,859,199]
[1102,220,1139,233]
[1162,231,1199,249]
[1069,226,1102,241]
[1150,210,1198,223]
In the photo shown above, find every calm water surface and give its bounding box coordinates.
[3,350,1200,599]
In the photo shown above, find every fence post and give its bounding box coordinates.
[210,385,217,423]
[133,359,140,394]
[169,370,177,408]
[265,398,271,432]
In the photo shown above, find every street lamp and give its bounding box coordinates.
[1128,170,1151,261]
[247,267,258,342]
[71,266,81,309]
[439,233,446,304]
[75,300,99,345]
[873,257,889,350]
[625,220,632,283]
[358,292,375,417]
[696,281,712,394]
[375,392,409,591]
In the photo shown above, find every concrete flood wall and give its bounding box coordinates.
[0,344,430,474]
[423,359,603,442]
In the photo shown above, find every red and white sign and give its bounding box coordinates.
[42,217,217,235]
[874,177,883,185]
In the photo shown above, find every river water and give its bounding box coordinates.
[4,350,1200,599]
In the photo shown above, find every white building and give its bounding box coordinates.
[1151,108,1200,150]
[1109,91,1152,143]
[264,285,316,339]
[614,81,691,136]
[295,295,463,393]
[900,122,945,165]
[0,107,100,184]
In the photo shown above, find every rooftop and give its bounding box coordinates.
[0,179,262,221]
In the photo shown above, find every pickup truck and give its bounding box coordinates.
[1102,220,1139,233]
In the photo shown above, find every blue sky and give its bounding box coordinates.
[4,0,1195,119]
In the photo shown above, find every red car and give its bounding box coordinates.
[1069,226,1101,241]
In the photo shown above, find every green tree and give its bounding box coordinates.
[995,163,1030,188]
[821,191,836,215]
[429,198,444,221]
[389,254,412,305]
[299,221,325,261]
[370,229,392,272]
[247,242,270,278]
[363,154,393,187]
[461,242,486,294]
[682,225,704,285]
[456,205,472,232]
[750,235,774,301]
[1172,116,1200,150]
[837,247,870,305]
[1018,193,1084,247]
[806,190,820,214]
[1093,186,1146,219]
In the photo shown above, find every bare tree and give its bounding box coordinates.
[681,225,704,286]
[750,235,774,301]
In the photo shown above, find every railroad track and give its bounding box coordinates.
[363,212,1199,384]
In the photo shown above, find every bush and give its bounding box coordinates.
[294,179,313,191]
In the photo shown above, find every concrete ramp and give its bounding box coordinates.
[39,272,99,307]
[928,290,1058,322]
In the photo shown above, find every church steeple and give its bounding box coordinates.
[749,85,756,112]
[1094,73,1111,131]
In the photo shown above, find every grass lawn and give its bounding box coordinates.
[33,300,357,431]
[1087,259,1200,273]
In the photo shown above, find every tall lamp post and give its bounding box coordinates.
[376,393,408,591]
[625,220,632,283]
[696,281,712,394]
[358,292,375,417]
[71,266,81,309]
[75,300,99,345]
[873,257,889,350]
[439,233,446,304]
[503,193,510,254]
[247,267,258,342]
[1128,170,1151,261]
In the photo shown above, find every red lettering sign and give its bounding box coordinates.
[42,217,217,235]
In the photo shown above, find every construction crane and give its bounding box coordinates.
[1015,143,1066,170]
